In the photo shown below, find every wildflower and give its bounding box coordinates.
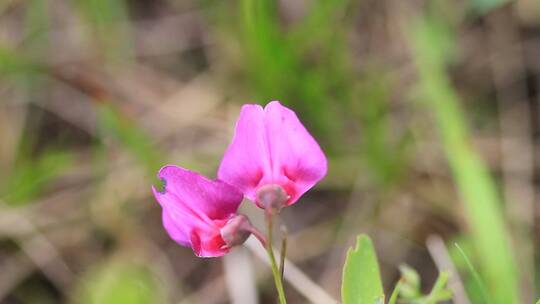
[152,165,253,257]
[218,101,327,211]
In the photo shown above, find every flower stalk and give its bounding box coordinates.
[265,212,287,304]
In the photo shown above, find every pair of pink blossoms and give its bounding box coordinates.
[152,101,327,257]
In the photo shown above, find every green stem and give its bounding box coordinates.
[265,213,287,304]
[388,280,401,304]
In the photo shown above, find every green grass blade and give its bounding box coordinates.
[454,243,490,303]
[409,15,519,304]
[341,234,384,304]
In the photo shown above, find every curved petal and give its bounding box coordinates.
[152,166,243,257]
[157,165,243,220]
[217,104,272,201]
[156,189,190,246]
[264,101,327,205]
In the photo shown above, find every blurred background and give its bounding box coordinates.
[1,0,540,303]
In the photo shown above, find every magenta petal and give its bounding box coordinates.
[264,101,327,204]
[157,166,243,220]
[218,101,327,207]
[152,165,243,257]
[217,104,272,202]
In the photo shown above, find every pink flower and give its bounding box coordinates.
[152,165,251,257]
[218,101,327,209]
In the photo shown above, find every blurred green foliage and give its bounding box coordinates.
[410,11,519,304]
[470,0,509,14]
[356,76,411,187]
[238,0,353,152]
[76,259,162,304]
[2,149,73,205]
[96,104,163,175]
[0,0,536,302]
[73,0,133,63]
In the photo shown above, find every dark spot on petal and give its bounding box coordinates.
[154,178,167,194]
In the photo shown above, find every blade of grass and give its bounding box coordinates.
[409,15,519,304]
[454,243,490,303]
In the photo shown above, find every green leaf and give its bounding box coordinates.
[76,259,162,304]
[341,234,384,304]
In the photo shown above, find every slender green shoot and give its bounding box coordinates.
[454,243,490,303]
[265,213,287,304]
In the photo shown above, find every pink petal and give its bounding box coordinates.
[190,230,229,257]
[152,165,243,257]
[264,101,327,205]
[217,104,272,201]
[157,166,243,220]
[218,101,327,207]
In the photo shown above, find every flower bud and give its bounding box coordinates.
[220,214,253,248]
[255,184,289,213]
